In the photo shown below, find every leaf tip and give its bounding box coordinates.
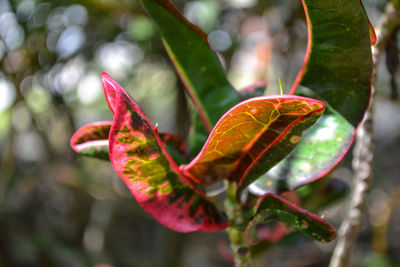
[101,72,119,114]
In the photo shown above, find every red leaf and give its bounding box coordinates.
[101,72,134,115]
[103,73,229,232]
[182,95,324,192]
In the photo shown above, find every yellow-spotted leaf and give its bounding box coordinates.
[103,72,229,232]
[182,95,324,196]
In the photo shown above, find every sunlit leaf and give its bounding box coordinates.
[254,0,374,192]
[250,106,353,194]
[70,121,111,160]
[244,193,336,244]
[292,0,373,126]
[103,73,229,232]
[183,96,324,193]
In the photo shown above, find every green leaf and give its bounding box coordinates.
[103,73,229,232]
[292,0,372,126]
[70,121,111,160]
[182,95,324,190]
[140,0,240,152]
[250,105,354,194]
[244,193,336,244]
[253,0,373,192]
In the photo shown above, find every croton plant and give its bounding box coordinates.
[70,0,374,265]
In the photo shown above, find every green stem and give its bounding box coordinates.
[225,182,252,267]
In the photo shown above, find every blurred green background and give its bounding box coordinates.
[0,0,399,266]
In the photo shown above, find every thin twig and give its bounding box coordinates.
[329,3,400,267]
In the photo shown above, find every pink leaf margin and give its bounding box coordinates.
[103,72,229,232]
[70,121,111,158]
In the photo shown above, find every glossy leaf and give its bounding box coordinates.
[256,0,373,192]
[183,96,324,191]
[139,0,241,156]
[101,72,189,162]
[103,73,229,232]
[244,193,336,244]
[292,0,373,126]
[70,121,112,160]
[250,106,354,194]
[140,0,240,156]
[140,0,240,132]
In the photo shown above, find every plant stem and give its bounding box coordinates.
[225,182,252,267]
[329,3,400,266]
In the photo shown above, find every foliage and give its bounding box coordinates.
[69,0,373,264]
[5,0,399,266]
